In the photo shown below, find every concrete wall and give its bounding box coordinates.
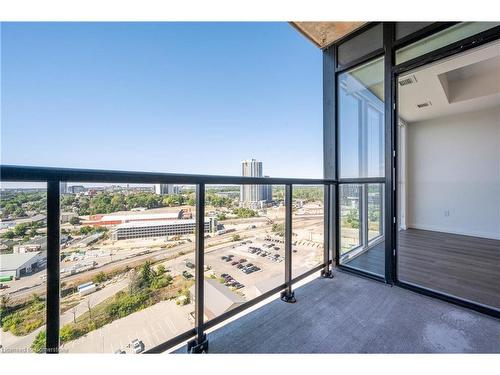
[405,106,500,239]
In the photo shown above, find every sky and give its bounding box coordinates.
[1,22,322,179]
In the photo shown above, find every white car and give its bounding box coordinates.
[131,339,144,354]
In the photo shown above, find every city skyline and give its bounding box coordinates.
[1,22,323,178]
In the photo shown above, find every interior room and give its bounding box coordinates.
[397,40,500,309]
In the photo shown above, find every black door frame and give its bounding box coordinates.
[390,24,500,318]
[329,21,500,318]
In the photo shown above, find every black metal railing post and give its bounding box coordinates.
[187,183,208,353]
[321,184,334,278]
[45,179,60,353]
[281,184,296,303]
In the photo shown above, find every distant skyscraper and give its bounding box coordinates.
[154,184,180,195]
[60,182,68,194]
[240,159,272,206]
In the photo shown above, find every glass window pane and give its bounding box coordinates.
[337,23,383,68]
[203,184,285,323]
[340,183,385,277]
[338,57,385,178]
[291,185,324,279]
[396,22,500,65]
[395,22,434,40]
[57,182,196,353]
[368,184,384,242]
[340,184,361,254]
[0,182,47,353]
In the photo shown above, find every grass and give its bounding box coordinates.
[1,295,45,336]
[57,274,193,346]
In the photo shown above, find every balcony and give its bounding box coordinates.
[1,21,500,356]
[177,272,500,353]
[1,164,499,354]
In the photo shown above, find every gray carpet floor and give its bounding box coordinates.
[177,271,500,353]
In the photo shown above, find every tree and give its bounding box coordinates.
[71,307,77,324]
[1,230,15,239]
[139,261,155,288]
[231,234,241,242]
[93,271,108,284]
[13,223,28,237]
[233,208,257,218]
[156,264,166,276]
[69,216,81,225]
[272,223,285,237]
[31,330,46,353]
[0,294,11,311]
[86,299,92,319]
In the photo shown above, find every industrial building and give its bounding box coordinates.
[0,251,46,279]
[82,209,191,226]
[111,217,217,240]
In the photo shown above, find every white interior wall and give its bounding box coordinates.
[404,106,500,239]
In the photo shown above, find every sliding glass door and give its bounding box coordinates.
[396,40,500,310]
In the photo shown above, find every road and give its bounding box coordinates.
[2,221,280,301]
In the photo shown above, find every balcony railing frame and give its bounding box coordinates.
[0,164,336,354]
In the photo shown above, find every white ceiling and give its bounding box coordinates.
[398,40,500,123]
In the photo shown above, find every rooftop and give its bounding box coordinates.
[0,251,44,271]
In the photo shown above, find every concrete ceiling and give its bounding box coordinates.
[399,40,500,123]
[290,22,367,49]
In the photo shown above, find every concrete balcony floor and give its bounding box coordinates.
[180,271,500,353]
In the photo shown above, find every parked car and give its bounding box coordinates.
[237,264,244,269]
[131,339,145,354]
[239,258,247,263]
[221,273,229,278]
[221,256,228,260]
[231,261,239,266]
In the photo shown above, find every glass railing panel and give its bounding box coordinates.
[57,182,196,353]
[0,181,47,353]
[291,185,324,279]
[203,184,285,322]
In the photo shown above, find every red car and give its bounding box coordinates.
[231,261,239,266]
[239,258,247,263]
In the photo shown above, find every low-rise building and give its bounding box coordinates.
[111,217,217,240]
[0,251,47,279]
[82,209,192,226]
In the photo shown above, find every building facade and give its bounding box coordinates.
[154,184,180,195]
[111,217,217,240]
[240,159,272,207]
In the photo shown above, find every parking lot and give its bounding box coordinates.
[61,299,194,353]
[204,234,323,301]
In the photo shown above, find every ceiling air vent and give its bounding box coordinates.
[416,101,432,109]
[399,75,418,87]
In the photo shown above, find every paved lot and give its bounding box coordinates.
[61,299,193,353]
